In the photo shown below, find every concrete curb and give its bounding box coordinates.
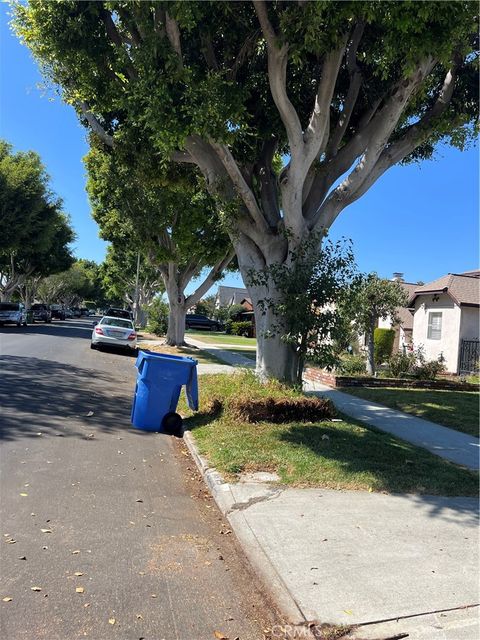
[183,430,314,633]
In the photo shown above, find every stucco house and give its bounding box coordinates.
[409,272,480,374]
[215,285,250,307]
[376,276,418,351]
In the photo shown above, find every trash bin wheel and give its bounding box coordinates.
[162,412,184,438]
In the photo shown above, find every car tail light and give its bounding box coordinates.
[95,327,104,335]
[127,332,136,341]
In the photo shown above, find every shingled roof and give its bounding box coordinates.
[409,274,480,307]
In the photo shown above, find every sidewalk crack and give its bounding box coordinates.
[227,488,283,514]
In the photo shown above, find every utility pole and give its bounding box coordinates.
[133,251,140,326]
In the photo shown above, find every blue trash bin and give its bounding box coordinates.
[131,350,198,434]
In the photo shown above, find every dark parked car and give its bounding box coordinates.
[105,307,133,320]
[71,307,82,318]
[50,304,66,320]
[185,314,221,331]
[31,303,52,323]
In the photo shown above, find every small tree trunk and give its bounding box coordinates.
[366,316,376,375]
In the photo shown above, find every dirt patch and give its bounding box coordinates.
[230,395,336,423]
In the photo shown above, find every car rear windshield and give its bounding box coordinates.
[101,318,133,329]
[0,303,20,311]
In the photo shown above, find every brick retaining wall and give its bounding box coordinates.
[303,367,475,391]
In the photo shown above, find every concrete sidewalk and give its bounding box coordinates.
[304,380,480,471]
[185,434,480,640]
[186,336,255,368]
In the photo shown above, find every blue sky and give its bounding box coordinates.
[1,4,478,294]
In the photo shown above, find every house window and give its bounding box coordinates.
[427,312,442,340]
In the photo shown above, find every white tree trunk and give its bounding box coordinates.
[165,295,186,345]
[366,316,376,375]
[235,237,303,385]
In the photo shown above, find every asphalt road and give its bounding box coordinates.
[0,318,280,640]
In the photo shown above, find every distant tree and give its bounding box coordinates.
[101,245,163,326]
[85,146,234,345]
[194,294,217,318]
[350,274,409,375]
[0,140,74,304]
[36,262,92,307]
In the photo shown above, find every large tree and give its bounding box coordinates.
[13,1,478,381]
[0,140,74,303]
[85,146,234,344]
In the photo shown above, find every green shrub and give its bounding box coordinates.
[374,328,395,364]
[147,298,169,335]
[230,321,253,337]
[338,354,366,375]
[414,360,446,380]
[225,319,233,334]
[228,304,246,321]
[388,352,415,377]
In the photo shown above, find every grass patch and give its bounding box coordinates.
[186,330,257,347]
[180,373,478,496]
[343,386,479,437]
[138,343,226,366]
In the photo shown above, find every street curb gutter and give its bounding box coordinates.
[183,431,314,635]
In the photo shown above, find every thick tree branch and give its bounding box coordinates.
[304,35,349,162]
[255,138,281,228]
[325,21,365,158]
[306,56,436,226]
[253,0,303,153]
[101,9,137,80]
[210,142,270,234]
[79,102,114,147]
[184,247,236,308]
[314,58,457,232]
[165,12,183,68]
[171,150,196,163]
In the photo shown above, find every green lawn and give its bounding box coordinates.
[186,330,257,347]
[138,342,226,365]
[180,373,478,496]
[343,386,479,437]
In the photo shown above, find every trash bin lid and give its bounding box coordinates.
[135,349,198,378]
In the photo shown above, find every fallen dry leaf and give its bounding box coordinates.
[150,594,157,598]
[84,602,91,608]
[31,587,42,592]
[108,618,116,625]
[5,538,16,544]
[40,529,52,534]
[75,587,85,594]
[74,572,83,576]
[2,597,13,602]
[18,556,26,560]
[136,614,143,620]
[20,493,28,497]
[214,632,229,640]
[85,411,94,417]
[135,499,143,503]
[72,550,80,554]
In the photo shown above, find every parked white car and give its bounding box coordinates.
[91,316,137,353]
[0,302,27,327]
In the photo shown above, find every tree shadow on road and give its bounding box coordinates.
[0,355,152,442]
